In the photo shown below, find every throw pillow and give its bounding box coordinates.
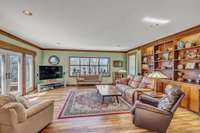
[138,77,154,89]
[157,95,176,111]
[165,85,182,97]
[129,75,143,89]
[127,75,135,85]
[2,102,27,122]
[16,96,31,109]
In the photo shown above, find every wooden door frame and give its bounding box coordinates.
[0,40,36,95]
[127,52,137,75]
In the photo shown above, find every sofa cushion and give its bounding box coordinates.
[138,77,154,89]
[157,95,175,111]
[157,86,182,111]
[165,85,182,97]
[26,100,54,118]
[124,88,135,104]
[116,84,133,93]
[129,75,143,88]
[127,75,135,85]
[16,96,31,109]
[2,102,27,122]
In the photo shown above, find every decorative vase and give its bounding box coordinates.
[177,41,185,49]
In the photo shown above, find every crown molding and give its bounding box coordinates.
[2,24,200,54]
[43,48,126,53]
[0,29,42,50]
[126,24,200,52]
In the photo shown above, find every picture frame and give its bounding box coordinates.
[113,60,123,67]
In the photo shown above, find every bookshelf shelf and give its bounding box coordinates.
[141,32,200,82]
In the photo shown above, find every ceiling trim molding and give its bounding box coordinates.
[1,24,200,53]
[0,40,36,55]
[0,29,42,50]
[126,24,200,52]
[43,48,126,53]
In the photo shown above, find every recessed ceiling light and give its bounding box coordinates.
[143,17,170,24]
[56,42,61,45]
[22,10,32,16]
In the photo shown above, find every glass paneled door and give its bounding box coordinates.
[0,49,22,95]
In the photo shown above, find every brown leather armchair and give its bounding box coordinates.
[131,86,185,133]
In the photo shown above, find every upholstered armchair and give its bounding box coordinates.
[0,95,54,133]
[131,85,185,133]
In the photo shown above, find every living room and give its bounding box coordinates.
[0,0,200,133]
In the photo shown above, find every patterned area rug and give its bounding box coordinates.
[58,89,131,119]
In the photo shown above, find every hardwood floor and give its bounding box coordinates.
[28,86,200,133]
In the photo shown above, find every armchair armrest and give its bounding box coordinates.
[131,101,171,116]
[139,95,159,107]
[0,108,18,125]
[26,100,54,118]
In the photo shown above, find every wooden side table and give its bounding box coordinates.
[142,91,164,99]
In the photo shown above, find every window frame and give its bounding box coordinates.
[69,56,111,77]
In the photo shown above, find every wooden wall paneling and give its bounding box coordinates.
[180,85,190,108]
[189,86,200,112]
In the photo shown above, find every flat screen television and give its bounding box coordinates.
[39,66,63,80]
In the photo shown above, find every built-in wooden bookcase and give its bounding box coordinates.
[141,32,200,85]
[154,40,175,80]
[140,26,200,113]
[173,33,200,84]
[141,44,154,76]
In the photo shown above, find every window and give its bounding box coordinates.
[69,57,110,77]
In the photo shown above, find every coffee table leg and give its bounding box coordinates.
[116,96,119,104]
[102,96,104,104]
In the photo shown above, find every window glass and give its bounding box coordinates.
[69,57,110,77]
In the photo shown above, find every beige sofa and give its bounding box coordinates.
[76,75,102,85]
[116,75,154,105]
[0,95,54,133]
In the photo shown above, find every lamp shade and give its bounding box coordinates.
[147,71,168,79]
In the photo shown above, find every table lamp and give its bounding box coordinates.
[147,71,168,93]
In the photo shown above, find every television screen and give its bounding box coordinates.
[39,66,63,80]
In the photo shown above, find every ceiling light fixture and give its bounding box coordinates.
[56,42,61,45]
[143,17,170,24]
[22,10,32,16]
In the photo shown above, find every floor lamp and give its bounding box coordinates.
[147,71,168,93]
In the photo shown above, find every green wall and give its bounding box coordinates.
[0,34,42,84]
[0,33,127,85]
[41,50,127,85]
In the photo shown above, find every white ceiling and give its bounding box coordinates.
[0,0,200,51]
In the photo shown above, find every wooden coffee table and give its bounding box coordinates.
[96,85,122,104]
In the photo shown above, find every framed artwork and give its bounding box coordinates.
[113,60,123,67]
